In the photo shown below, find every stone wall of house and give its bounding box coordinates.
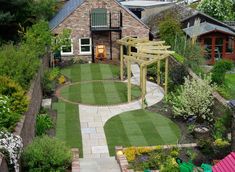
[53,0,149,61]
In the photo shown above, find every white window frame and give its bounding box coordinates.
[79,38,92,55]
[61,39,73,56]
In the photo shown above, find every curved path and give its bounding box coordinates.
[79,64,164,159]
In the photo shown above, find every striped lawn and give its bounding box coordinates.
[61,63,119,82]
[104,109,181,156]
[60,81,141,105]
[52,100,83,157]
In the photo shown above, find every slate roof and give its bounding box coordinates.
[183,22,235,38]
[49,0,85,30]
[49,0,149,30]
[213,152,235,172]
[181,11,235,33]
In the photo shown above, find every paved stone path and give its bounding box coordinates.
[79,64,164,158]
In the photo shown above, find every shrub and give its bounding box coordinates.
[22,136,72,172]
[212,118,226,140]
[169,65,188,86]
[48,67,60,81]
[169,76,215,123]
[23,20,51,57]
[211,60,233,85]
[213,138,230,148]
[36,114,53,136]
[159,15,183,46]
[58,75,66,84]
[172,53,184,63]
[0,44,40,88]
[0,95,21,131]
[0,76,28,115]
[42,69,57,97]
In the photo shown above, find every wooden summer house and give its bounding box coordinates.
[182,12,235,64]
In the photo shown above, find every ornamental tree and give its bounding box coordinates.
[169,76,215,123]
[197,0,234,21]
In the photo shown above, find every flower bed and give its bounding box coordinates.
[116,144,197,172]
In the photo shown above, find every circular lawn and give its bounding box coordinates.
[59,81,141,105]
[104,109,181,156]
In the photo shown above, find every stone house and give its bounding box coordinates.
[49,0,149,62]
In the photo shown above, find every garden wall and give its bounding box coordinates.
[16,54,49,147]
[0,153,8,172]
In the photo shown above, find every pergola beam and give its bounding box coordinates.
[117,37,173,109]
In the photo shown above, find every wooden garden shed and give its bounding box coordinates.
[182,12,235,65]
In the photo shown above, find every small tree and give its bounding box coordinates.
[159,15,183,46]
[211,60,233,85]
[170,76,215,123]
[197,0,234,21]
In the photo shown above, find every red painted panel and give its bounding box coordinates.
[212,152,235,172]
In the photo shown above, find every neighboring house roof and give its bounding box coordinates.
[183,22,235,38]
[120,1,173,8]
[212,152,235,172]
[144,3,195,35]
[49,0,149,30]
[181,11,235,33]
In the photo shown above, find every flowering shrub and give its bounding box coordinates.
[126,146,179,171]
[169,76,215,123]
[0,95,21,131]
[0,131,23,171]
[123,147,157,162]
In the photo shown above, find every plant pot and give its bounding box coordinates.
[194,125,210,139]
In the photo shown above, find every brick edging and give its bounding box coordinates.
[115,143,197,172]
[71,148,80,172]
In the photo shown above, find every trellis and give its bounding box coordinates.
[117,36,174,108]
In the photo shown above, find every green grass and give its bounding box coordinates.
[61,63,119,82]
[217,74,235,99]
[104,109,181,156]
[60,81,141,105]
[52,100,83,157]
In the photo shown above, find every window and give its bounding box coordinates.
[79,38,92,55]
[61,39,73,56]
[226,37,234,53]
[91,8,108,27]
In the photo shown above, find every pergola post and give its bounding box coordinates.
[127,59,131,102]
[120,45,124,81]
[164,57,168,95]
[140,65,143,89]
[128,45,131,56]
[157,60,160,85]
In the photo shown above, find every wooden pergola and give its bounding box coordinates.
[117,36,174,109]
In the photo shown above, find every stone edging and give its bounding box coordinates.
[115,143,197,172]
